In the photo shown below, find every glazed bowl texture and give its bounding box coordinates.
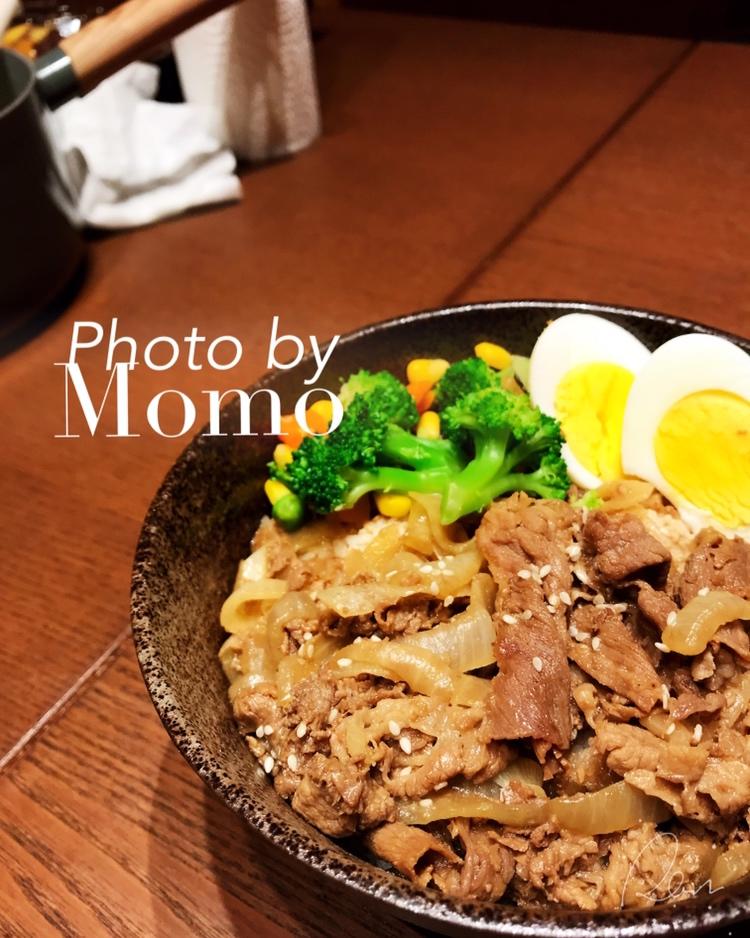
[131,301,750,937]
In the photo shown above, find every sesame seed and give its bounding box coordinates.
[388,720,401,736]
[438,559,447,570]
[256,726,265,739]
[370,635,382,642]
[532,656,543,672]
[517,569,531,580]
[305,643,314,659]
[309,590,318,601]
[539,564,552,578]
[434,781,448,790]
[430,581,440,595]
[548,594,560,607]
[399,766,412,777]
[698,587,710,597]
[523,610,533,621]
[444,595,455,607]
[567,544,582,561]
[661,685,670,710]
[296,722,307,739]
[667,611,678,627]
[560,591,572,606]
[296,645,304,657]
[502,613,518,625]
[693,723,703,743]
[593,594,605,605]
[420,564,433,574]
[353,636,363,644]
[613,603,629,613]
[328,708,339,723]
[592,636,601,651]
[263,755,275,774]
[399,736,412,755]
[264,724,274,736]
[287,753,299,772]
[303,630,313,641]
[419,798,433,807]
[666,723,676,736]
[547,605,556,614]
[337,657,353,667]
[655,641,670,653]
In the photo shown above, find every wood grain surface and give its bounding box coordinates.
[1,8,747,937]
[457,42,750,339]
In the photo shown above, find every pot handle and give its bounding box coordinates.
[36,0,239,107]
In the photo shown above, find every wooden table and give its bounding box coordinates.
[1,9,748,936]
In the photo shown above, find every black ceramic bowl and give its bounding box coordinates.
[131,301,750,937]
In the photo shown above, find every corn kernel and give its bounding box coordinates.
[305,398,334,434]
[475,341,512,370]
[273,443,294,468]
[417,411,441,440]
[406,358,450,386]
[265,478,291,505]
[375,492,412,519]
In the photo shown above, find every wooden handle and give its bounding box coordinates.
[60,0,239,92]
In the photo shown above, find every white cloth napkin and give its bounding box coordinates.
[173,0,320,162]
[53,62,242,230]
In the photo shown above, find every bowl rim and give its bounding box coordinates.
[131,299,750,937]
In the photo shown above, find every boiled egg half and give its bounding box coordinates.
[529,313,651,488]
[622,333,750,538]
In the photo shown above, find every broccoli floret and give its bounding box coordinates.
[339,369,418,428]
[440,387,570,522]
[271,369,453,515]
[274,435,348,514]
[433,357,500,411]
[270,366,570,525]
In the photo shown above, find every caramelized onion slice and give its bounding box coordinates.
[399,573,496,672]
[548,780,670,835]
[220,579,289,633]
[331,640,455,700]
[397,780,669,835]
[317,584,414,617]
[595,479,655,512]
[711,841,750,889]
[397,787,546,827]
[662,590,750,656]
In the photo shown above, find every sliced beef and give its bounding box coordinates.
[291,753,394,836]
[567,605,662,712]
[367,820,514,901]
[512,828,603,910]
[373,595,452,636]
[671,690,725,721]
[477,493,575,750]
[679,531,750,604]
[601,824,716,910]
[636,582,679,633]
[388,727,511,800]
[434,820,515,900]
[697,759,750,814]
[583,511,670,583]
[366,822,459,885]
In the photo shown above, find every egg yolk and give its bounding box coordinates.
[655,390,750,528]
[555,363,634,481]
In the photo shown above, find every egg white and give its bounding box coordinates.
[529,314,651,488]
[621,333,750,539]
